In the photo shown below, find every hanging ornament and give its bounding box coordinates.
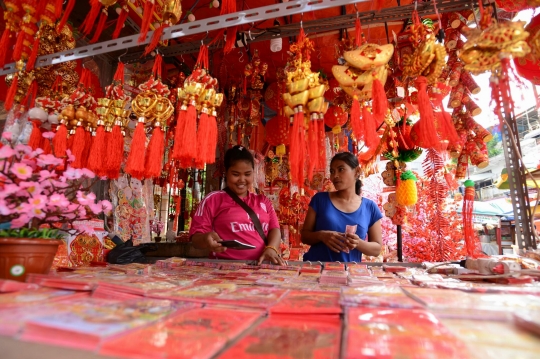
[283,28,328,187]
[463,179,483,258]
[143,0,182,56]
[0,1,23,68]
[396,170,418,207]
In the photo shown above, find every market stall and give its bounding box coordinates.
[1,0,540,357]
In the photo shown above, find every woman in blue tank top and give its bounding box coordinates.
[301,152,383,262]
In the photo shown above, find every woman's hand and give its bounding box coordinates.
[258,246,285,266]
[200,232,227,253]
[345,233,361,250]
[319,231,348,253]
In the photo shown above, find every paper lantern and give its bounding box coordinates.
[264,82,280,111]
[324,105,348,131]
[265,115,290,146]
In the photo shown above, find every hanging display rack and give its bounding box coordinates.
[0,0,480,75]
[122,0,478,63]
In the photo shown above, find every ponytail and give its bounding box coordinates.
[355,179,362,196]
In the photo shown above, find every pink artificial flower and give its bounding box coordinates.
[80,168,95,179]
[10,163,33,180]
[19,181,43,196]
[49,193,70,207]
[63,166,82,180]
[52,179,69,188]
[1,184,19,197]
[37,154,63,167]
[2,132,13,141]
[66,149,75,163]
[76,191,96,206]
[11,214,30,228]
[42,132,55,139]
[0,146,15,159]
[28,206,46,219]
[28,194,47,209]
[38,170,57,181]
[100,200,113,214]
[14,144,31,155]
[0,198,11,215]
[87,202,104,215]
[77,206,87,218]
[30,148,44,158]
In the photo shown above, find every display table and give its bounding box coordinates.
[1,259,539,359]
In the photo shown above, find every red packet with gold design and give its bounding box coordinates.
[219,317,342,359]
[0,288,89,308]
[344,308,470,359]
[100,306,263,359]
[270,290,342,317]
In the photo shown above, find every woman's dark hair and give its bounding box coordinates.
[224,145,255,171]
[330,152,362,195]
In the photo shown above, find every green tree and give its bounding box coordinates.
[487,133,502,158]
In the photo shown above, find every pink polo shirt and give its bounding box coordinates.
[189,190,280,260]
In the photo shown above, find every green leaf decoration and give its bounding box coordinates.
[400,170,417,181]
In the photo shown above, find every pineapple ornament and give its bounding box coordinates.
[396,170,418,207]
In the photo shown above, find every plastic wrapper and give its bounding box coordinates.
[442,317,540,359]
[110,175,152,244]
[270,290,342,316]
[344,308,471,359]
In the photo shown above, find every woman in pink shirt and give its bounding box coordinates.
[190,146,285,265]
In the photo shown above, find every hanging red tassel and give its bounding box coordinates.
[57,0,76,33]
[144,125,165,178]
[355,17,363,47]
[171,103,187,160]
[28,120,43,150]
[0,30,11,68]
[297,112,306,189]
[374,0,384,12]
[307,117,319,181]
[70,126,87,168]
[12,29,26,62]
[106,124,124,179]
[89,9,108,44]
[53,122,68,158]
[179,102,198,164]
[5,74,18,111]
[87,125,106,176]
[80,0,102,36]
[125,120,147,179]
[138,0,156,44]
[112,5,129,39]
[152,53,163,77]
[411,76,440,149]
[41,135,52,155]
[144,23,167,56]
[224,26,238,54]
[371,77,388,123]
[82,128,93,168]
[362,105,379,150]
[350,94,364,142]
[26,34,41,71]
[317,119,326,170]
[205,111,218,164]
[55,0,63,19]
[195,111,212,168]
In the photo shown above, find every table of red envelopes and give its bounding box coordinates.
[1,259,540,359]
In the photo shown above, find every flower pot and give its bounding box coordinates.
[154,236,162,243]
[0,238,62,282]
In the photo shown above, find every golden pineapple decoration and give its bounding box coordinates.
[396,170,418,207]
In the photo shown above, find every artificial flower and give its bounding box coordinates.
[10,163,33,180]
[42,132,55,139]
[37,154,63,167]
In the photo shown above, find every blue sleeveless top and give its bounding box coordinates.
[303,192,383,262]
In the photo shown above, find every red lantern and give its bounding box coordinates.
[514,13,540,86]
[265,116,290,146]
[324,105,348,130]
[264,82,280,111]
[324,78,341,103]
